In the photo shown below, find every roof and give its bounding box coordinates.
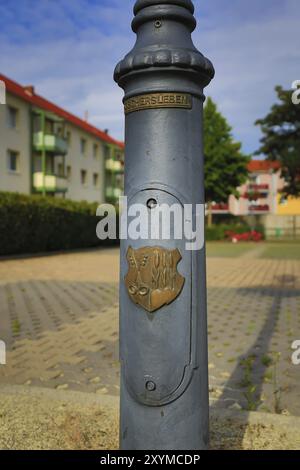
[248,160,281,172]
[0,73,124,150]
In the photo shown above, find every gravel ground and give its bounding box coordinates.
[0,386,299,450]
[0,386,119,450]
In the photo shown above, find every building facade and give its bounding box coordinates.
[211,160,300,217]
[210,160,300,239]
[0,74,124,204]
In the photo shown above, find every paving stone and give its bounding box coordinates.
[0,248,299,416]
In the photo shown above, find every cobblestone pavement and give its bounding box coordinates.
[0,248,299,415]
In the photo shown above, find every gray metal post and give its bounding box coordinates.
[114,0,214,450]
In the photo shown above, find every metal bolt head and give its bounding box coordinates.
[154,20,162,28]
[146,381,156,392]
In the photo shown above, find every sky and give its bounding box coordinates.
[0,0,299,154]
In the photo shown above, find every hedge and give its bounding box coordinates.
[0,192,266,256]
[0,192,117,256]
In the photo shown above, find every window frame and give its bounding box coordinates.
[93,143,99,160]
[66,165,72,182]
[93,172,99,187]
[80,138,87,156]
[6,106,18,129]
[80,169,87,186]
[7,149,20,173]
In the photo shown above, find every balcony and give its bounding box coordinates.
[106,187,123,200]
[33,172,67,193]
[33,132,68,155]
[242,184,269,201]
[249,204,270,213]
[249,184,269,191]
[211,203,229,213]
[105,159,124,172]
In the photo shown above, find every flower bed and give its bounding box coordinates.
[225,230,263,243]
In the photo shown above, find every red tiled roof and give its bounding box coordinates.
[248,160,280,172]
[0,73,124,150]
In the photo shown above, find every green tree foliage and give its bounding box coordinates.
[204,97,250,204]
[255,85,300,197]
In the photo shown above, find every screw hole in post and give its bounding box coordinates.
[147,198,158,210]
[154,20,162,29]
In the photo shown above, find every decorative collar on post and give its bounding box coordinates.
[114,0,215,96]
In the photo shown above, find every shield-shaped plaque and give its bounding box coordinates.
[125,246,185,313]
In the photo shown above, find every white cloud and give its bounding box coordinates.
[195,0,300,153]
[0,0,299,152]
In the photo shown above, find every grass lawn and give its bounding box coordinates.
[206,242,257,258]
[259,242,300,260]
[206,241,300,259]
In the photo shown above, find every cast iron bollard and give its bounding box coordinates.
[114,0,214,450]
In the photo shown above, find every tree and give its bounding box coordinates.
[204,97,250,226]
[255,85,300,198]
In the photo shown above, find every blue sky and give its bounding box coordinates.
[0,0,299,154]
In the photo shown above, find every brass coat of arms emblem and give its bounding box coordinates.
[125,246,185,313]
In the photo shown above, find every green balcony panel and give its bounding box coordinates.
[106,159,124,172]
[106,187,123,200]
[33,172,67,193]
[33,132,68,155]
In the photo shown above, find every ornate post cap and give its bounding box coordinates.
[114,0,214,93]
[133,0,195,15]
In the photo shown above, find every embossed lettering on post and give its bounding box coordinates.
[124,93,192,114]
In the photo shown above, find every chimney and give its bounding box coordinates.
[24,85,35,96]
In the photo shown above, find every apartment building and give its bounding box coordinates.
[211,160,300,217]
[0,73,124,204]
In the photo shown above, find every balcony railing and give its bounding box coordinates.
[105,159,124,172]
[33,172,67,193]
[106,187,123,200]
[211,203,229,212]
[33,132,68,155]
[249,204,270,213]
[248,184,269,191]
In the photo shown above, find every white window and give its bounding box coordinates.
[81,169,87,186]
[0,80,5,105]
[66,131,71,144]
[93,173,99,187]
[80,138,87,155]
[104,146,110,160]
[93,143,99,159]
[58,163,65,177]
[6,106,18,129]
[66,165,72,181]
[279,196,287,206]
[7,150,20,172]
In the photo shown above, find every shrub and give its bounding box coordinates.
[225,230,263,243]
[0,192,117,256]
[205,223,265,242]
[205,225,227,241]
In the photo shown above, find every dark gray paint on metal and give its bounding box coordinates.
[114,0,214,450]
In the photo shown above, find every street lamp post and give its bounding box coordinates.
[114,0,214,450]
